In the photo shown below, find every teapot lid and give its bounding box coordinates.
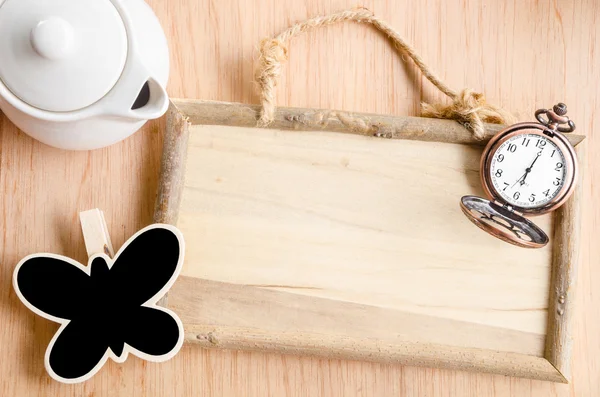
[0,0,127,112]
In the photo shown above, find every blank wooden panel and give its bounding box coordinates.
[177,124,553,348]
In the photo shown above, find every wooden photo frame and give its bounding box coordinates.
[155,99,584,383]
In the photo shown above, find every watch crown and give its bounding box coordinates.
[553,103,568,116]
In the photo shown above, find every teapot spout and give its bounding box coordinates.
[127,77,169,120]
[101,51,169,121]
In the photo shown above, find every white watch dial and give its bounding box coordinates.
[489,133,567,208]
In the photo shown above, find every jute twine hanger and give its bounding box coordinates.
[255,8,516,140]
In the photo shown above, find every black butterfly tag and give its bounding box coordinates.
[13,224,185,384]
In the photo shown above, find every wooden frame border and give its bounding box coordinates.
[155,99,585,383]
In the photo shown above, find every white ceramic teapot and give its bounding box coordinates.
[0,0,169,150]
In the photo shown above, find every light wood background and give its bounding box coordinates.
[0,0,598,395]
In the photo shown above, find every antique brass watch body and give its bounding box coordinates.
[461,104,578,248]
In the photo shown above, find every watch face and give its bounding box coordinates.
[489,133,567,209]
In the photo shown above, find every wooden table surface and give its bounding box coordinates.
[1,0,598,395]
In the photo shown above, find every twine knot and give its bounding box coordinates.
[422,89,516,140]
[260,38,289,64]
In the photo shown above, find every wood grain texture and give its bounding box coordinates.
[176,123,555,337]
[168,277,564,381]
[545,145,584,382]
[1,0,599,396]
[154,103,191,225]
[171,99,585,147]
[79,209,115,258]
[154,103,191,307]
[170,277,546,357]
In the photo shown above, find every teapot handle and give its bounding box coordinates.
[102,51,169,121]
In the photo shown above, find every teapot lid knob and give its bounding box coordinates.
[31,18,75,61]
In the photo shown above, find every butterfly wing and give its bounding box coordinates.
[46,319,110,383]
[109,225,183,306]
[121,306,183,360]
[14,255,91,321]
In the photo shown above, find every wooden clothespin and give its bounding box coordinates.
[79,209,115,258]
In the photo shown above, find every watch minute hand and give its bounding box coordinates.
[528,152,542,170]
[511,172,527,188]
[521,152,542,185]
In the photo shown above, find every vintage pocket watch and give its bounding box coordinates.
[461,103,578,248]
